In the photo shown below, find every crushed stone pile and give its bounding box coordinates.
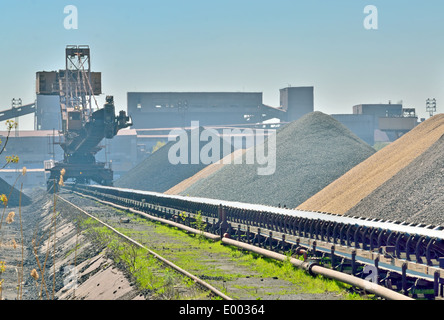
[345,133,444,226]
[179,111,376,208]
[165,149,245,195]
[115,127,232,192]
[298,113,444,215]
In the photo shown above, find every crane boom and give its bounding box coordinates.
[0,103,35,121]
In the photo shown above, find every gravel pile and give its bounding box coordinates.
[345,133,444,226]
[165,149,245,195]
[115,127,231,192]
[180,111,376,208]
[0,176,31,207]
[298,114,444,214]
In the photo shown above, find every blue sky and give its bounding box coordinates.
[0,0,443,129]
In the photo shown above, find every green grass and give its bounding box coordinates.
[80,217,207,299]
[225,247,347,294]
[114,244,181,298]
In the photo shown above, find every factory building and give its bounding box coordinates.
[279,86,314,122]
[333,103,418,146]
[32,86,316,132]
[127,86,314,129]
[332,114,377,146]
[0,130,63,188]
[353,103,404,117]
[34,95,61,131]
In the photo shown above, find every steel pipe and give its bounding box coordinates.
[221,237,414,300]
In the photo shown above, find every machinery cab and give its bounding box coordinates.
[67,107,82,131]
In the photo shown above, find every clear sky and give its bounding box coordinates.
[0,0,443,130]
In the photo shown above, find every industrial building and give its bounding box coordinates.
[35,94,62,131]
[127,86,314,129]
[0,130,57,188]
[331,114,377,146]
[333,103,418,145]
[279,86,314,122]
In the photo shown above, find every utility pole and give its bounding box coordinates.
[426,98,436,118]
[11,98,22,137]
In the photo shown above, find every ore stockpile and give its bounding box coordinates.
[298,114,444,216]
[178,111,376,208]
[164,149,246,195]
[344,133,444,226]
[115,127,232,193]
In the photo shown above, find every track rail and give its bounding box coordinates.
[69,184,444,300]
[57,194,232,300]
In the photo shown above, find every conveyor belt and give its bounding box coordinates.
[84,184,444,240]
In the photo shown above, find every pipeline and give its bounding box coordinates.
[221,237,413,300]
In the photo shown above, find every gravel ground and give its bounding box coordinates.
[0,188,144,300]
[180,111,375,208]
[0,188,48,300]
[345,133,444,226]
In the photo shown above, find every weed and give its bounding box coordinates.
[191,210,206,242]
[79,217,205,299]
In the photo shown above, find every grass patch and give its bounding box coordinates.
[80,207,371,300]
[79,217,208,300]
[225,247,347,294]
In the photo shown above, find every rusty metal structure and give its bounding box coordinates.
[40,46,132,191]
